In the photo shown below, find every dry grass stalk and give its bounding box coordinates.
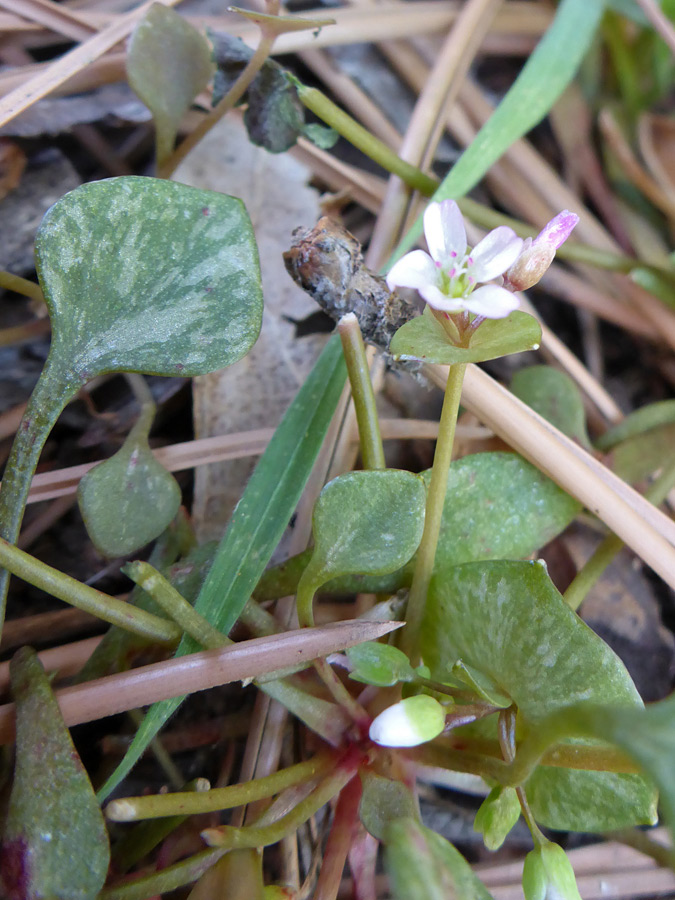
[0,635,101,695]
[0,0,97,42]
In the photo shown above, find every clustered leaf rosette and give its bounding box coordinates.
[386,200,579,319]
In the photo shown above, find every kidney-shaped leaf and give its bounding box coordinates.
[127,4,214,165]
[421,560,657,831]
[0,648,110,900]
[389,308,541,365]
[35,176,263,380]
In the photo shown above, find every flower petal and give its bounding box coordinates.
[533,210,579,250]
[469,227,523,282]
[463,284,520,318]
[418,283,464,312]
[423,200,466,264]
[386,250,437,292]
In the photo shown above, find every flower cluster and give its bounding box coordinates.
[386,200,578,320]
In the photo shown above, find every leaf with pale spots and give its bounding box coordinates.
[299,470,426,596]
[0,648,109,900]
[421,560,657,831]
[390,307,541,365]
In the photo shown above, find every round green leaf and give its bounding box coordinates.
[389,308,541,365]
[35,176,263,380]
[127,4,215,165]
[78,416,181,558]
[303,469,426,587]
[359,771,418,840]
[511,365,590,447]
[421,560,657,831]
[347,641,416,687]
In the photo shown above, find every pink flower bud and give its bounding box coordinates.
[503,210,579,292]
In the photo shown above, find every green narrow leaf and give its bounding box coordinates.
[392,0,605,259]
[0,648,110,900]
[511,365,591,447]
[78,405,181,557]
[98,336,348,799]
[422,560,657,831]
[389,309,541,365]
[127,4,215,165]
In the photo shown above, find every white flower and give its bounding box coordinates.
[369,695,446,747]
[386,200,523,319]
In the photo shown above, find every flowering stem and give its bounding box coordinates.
[402,363,466,662]
[0,270,44,303]
[500,708,546,847]
[338,313,385,470]
[563,455,675,611]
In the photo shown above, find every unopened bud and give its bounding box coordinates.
[369,695,446,747]
[522,842,582,900]
[504,210,579,292]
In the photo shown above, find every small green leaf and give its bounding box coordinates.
[384,819,495,900]
[0,648,110,900]
[359,771,418,840]
[474,786,521,851]
[127,4,214,165]
[422,560,657,831]
[302,469,426,589]
[511,365,590,447]
[610,424,675,483]
[78,405,181,557]
[302,123,339,149]
[389,308,541,365]
[347,641,416,686]
[596,399,675,450]
[450,661,511,708]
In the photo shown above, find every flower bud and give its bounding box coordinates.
[522,842,582,900]
[474,786,521,850]
[504,210,579,292]
[369,695,446,747]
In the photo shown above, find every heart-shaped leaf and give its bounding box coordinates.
[0,648,110,900]
[127,4,215,165]
[421,560,657,831]
[389,308,541,365]
[78,403,181,557]
[511,365,590,447]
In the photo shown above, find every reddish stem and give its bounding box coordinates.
[314,775,363,900]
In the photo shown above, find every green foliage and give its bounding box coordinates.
[127,4,214,165]
[0,648,110,900]
[390,308,541,365]
[609,423,675,483]
[78,404,181,557]
[422,560,657,831]
[211,34,337,153]
[474,786,521,851]
[347,641,417,687]
[511,366,590,447]
[384,819,495,900]
[596,398,675,449]
[99,337,347,799]
[359,771,418,840]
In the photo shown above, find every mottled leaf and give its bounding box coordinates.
[511,365,590,447]
[421,560,657,831]
[0,648,109,900]
[127,4,214,165]
[390,308,541,365]
[384,818,494,900]
[78,404,181,557]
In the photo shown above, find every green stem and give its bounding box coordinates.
[159,31,277,178]
[123,561,228,650]
[106,753,332,821]
[338,313,385,470]
[0,360,81,638]
[564,455,675,611]
[101,848,226,900]
[0,537,181,643]
[402,363,466,662]
[0,270,44,303]
[201,763,356,849]
[0,319,50,348]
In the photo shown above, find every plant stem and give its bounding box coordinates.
[123,561,228,650]
[500,708,546,846]
[0,270,44,303]
[0,538,181,644]
[101,848,226,900]
[159,31,277,178]
[201,763,357,849]
[564,456,675,611]
[338,313,385,470]
[402,363,466,662]
[106,753,332,821]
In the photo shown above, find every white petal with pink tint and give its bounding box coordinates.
[419,283,464,311]
[386,250,437,292]
[424,199,466,263]
[469,227,523,282]
[463,284,520,318]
